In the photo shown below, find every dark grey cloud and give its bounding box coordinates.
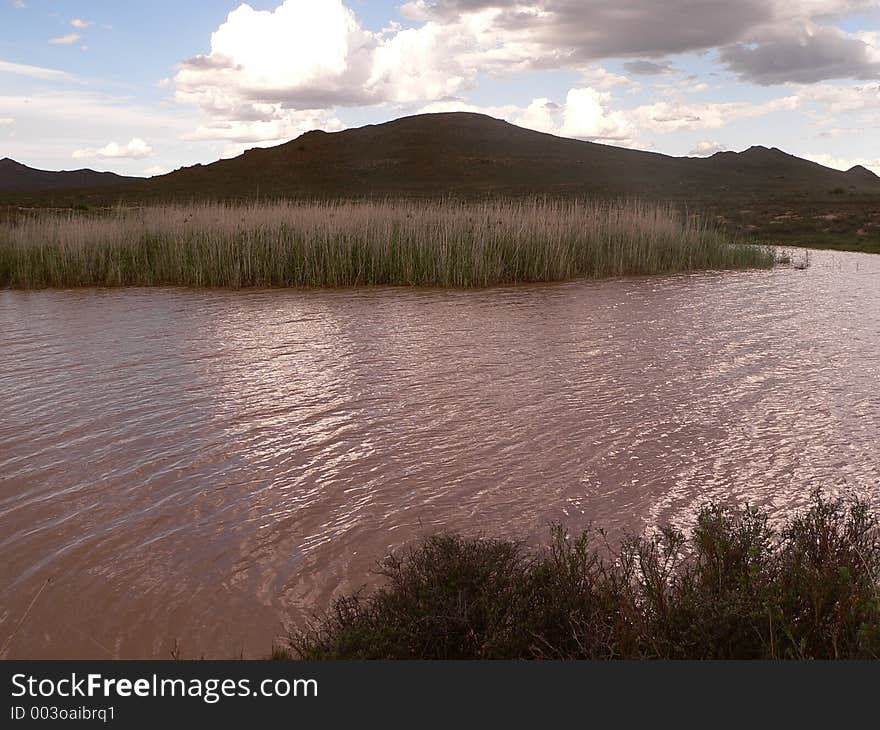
[408,1,880,84]
[623,60,674,75]
[412,1,772,57]
[503,1,773,59]
[180,54,240,71]
[720,27,880,84]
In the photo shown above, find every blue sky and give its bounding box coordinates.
[1,1,879,176]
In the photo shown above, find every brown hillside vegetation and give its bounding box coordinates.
[6,112,880,201]
[91,113,880,201]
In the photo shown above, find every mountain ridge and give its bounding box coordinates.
[122,112,880,201]
[2,112,878,202]
[0,157,140,193]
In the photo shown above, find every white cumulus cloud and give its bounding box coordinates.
[184,108,344,145]
[690,139,727,156]
[418,84,807,149]
[72,137,154,160]
[803,152,880,175]
[559,88,634,142]
[419,87,637,146]
[143,165,169,176]
[173,0,488,143]
[631,95,800,132]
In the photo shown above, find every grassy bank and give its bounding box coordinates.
[0,200,773,289]
[290,493,880,659]
[756,231,880,255]
[702,197,880,255]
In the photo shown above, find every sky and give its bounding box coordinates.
[1,0,879,176]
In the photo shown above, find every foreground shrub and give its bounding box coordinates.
[0,199,772,289]
[292,492,880,659]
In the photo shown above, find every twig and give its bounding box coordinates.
[0,577,51,657]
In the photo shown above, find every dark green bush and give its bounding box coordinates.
[291,492,880,659]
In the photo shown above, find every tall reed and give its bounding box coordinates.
[0,199,773,289]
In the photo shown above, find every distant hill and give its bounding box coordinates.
[93,112,876,203]
[3,114,879,202]
[0,157,139,193]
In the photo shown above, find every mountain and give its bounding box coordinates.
[0,157,139,193]
[845,164,880,186]
[2,113,878,203]
[97,112,876,203]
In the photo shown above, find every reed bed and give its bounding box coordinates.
[0,199,773,289]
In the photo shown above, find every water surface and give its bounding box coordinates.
[1,249,878,658]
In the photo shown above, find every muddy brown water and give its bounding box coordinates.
[1,249,878,658]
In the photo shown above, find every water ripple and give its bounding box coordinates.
[1,250,878,658]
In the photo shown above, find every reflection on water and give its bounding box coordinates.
[1,250,878,658]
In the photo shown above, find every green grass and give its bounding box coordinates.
[290,492,880,659]
[0,199,773,289]
[756,231,880,255]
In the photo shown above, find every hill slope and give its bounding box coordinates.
[3,114,879,201]
[0,157,139,193]
[110,112,879,202]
